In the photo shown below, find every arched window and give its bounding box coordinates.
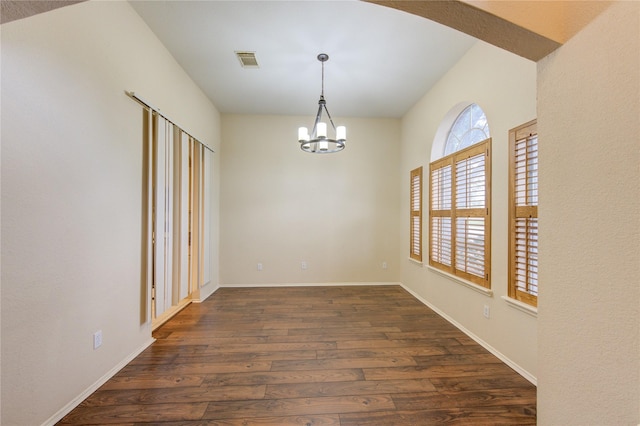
[444,103,490,155]
[429,103,492,288]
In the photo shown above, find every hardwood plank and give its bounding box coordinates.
[203,369,365,386]
[163,328,289,338]
[100,374,205,391]
[385,330,473,339]
[339,406,537,425]
[270,356,417,371]
[58,402,208,424]
[266,332,390,343]
[265,379,436,398]
[132,415,341,425]
[413,353,504,366]
[430,375,535,392]
[261,320,372,330]
[317,346,450,359]
[203,395,396,419]
[176,350,318,363]
[80,385,266,406]
[393,388,537,410]
[364,364,518,381]
[118,360,272,376]
[58,286,536,425]
[287,326,402,335]
[154,341,337,351]
[337,337,463,350]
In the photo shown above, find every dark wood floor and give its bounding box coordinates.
[58,285,536,425]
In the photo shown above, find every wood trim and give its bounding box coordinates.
[151,297,192,331]
[365,0,561,61]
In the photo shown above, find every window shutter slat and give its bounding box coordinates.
[431,216,452,267]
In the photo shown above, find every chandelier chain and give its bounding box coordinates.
[321,60,325,98]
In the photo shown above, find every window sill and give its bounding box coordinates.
[426,266,493,297]
[501,296,537,317]
[408,257,423,267]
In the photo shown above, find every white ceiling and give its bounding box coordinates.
[129,0,477,119]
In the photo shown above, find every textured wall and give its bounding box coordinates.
[537,1,640,424]
[1,2,221,424]
[0,0,84,24]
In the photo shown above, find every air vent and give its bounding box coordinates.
[235,51,259,68]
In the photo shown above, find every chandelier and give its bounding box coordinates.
[298,53,346,153]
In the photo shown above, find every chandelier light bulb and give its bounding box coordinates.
[317,122,327,138]
[298,127,310,142]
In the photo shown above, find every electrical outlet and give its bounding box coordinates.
[301,261,308,270]
[93,330,102,349]
[382,261,388,269]
[257,262,263,271]
[483,305,490,319]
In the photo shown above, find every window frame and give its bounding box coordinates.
[410,167,423,262]
[429,138,492,288]
[508,120,538,307]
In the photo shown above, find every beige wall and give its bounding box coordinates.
[0,2,221,425]
[537,1,640,424]
[220,115,400,285]
[400,41,538,379]
[3,1,639,425]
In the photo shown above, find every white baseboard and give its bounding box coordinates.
[41,338,156,426]
[400,283,537,386]
[220,281,401,288]
[192,282,221,303]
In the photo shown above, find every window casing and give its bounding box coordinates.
[430,139,491,288]
[410,167,423,262]
[509,120,538,306]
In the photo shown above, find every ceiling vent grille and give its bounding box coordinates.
[235,51,259,68]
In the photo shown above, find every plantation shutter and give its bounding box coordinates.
[430,160,453,270]
[454,143,490,285]
[430,139,491,288]
[410,167,423,261]
[509,120,538,306]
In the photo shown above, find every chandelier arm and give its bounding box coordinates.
[322,103,338,133]
[311,102,324,137]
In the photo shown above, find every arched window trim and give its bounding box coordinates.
[431,102,469,162]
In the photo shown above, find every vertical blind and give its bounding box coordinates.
[410,167,423,261]
[430,139,491,288]
[139,104,213,324]
[509,120,538,306]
